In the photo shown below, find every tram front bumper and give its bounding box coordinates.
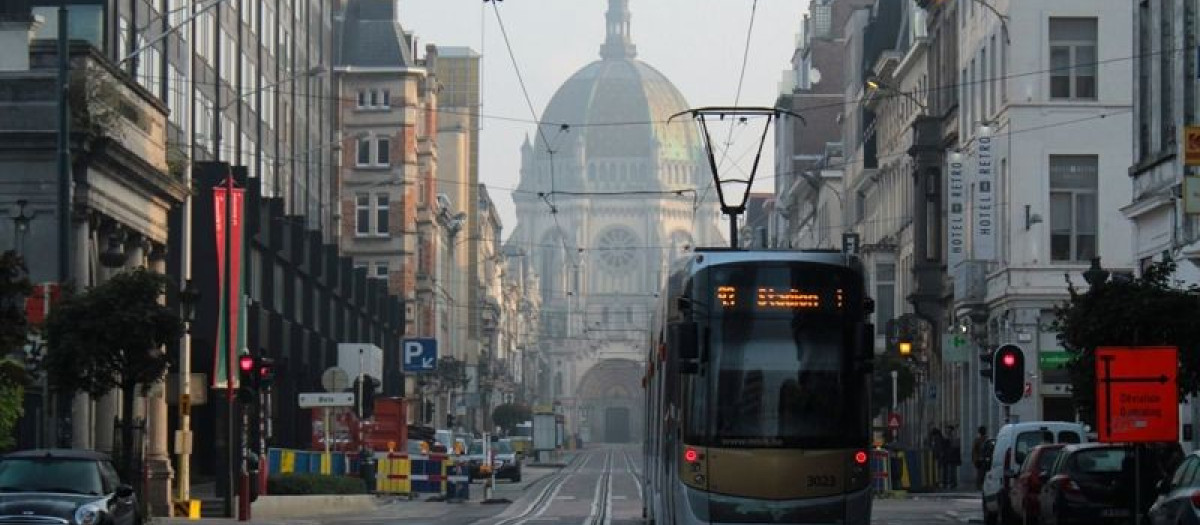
[674,484,873,525]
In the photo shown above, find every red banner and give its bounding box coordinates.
[213,176,245,391]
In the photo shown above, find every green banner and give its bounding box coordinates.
[1039,351,1071,370]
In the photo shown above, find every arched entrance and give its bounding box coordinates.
[576,358,643,444]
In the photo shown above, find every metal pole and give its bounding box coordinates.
[323,407,331,474]
[57,3,70,285]
[224,172,236,519]
[177,0,196,504]
[891,370,899,412]
[728,213,739,248]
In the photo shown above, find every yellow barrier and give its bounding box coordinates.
[375,453,413,495]
[281,450,296,474]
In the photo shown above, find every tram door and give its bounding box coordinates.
[605,407,631,443]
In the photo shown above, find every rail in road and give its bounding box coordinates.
[480,445,640,525]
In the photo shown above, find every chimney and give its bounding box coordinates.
[0,2,39,72]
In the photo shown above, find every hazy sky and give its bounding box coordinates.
[396,0,808,237]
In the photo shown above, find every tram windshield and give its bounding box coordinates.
[710,316,852,447]
[687,261,864,448]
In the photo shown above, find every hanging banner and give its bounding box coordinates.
[213,176,246,390]
[946,151,967,270]
[972,126,996,261]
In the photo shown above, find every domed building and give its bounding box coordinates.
[506,0,721,444]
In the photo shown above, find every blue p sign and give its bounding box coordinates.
[402,338,438,372]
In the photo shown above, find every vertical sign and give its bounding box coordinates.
[213,176,246,389]
[973,126,996,261]
[1185,126,1200,166]
[946,151,966,269]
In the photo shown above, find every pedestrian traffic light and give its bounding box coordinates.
[237,354,257,403]
[993,344,1025,404]
[257,357,275,389]
[898,341,913,358]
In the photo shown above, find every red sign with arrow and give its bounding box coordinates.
[1095,347,1178,443]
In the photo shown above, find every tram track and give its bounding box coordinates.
[489,451,589,525]
[587,451,614,525]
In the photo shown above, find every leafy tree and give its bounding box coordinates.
[1052,259,1200,425]
[871,355,916,416]
[44,268,183,479]
[0,252,31,451]
[491,403,532,435]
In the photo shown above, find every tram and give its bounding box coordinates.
[642,248,874,524]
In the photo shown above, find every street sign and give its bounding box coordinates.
[887,412,903,431]
[298,392,355,408]
[1038,351,1070,370]
[402,338,438,372]
[841,232,860,256]
[1186,126,1200,166]
[321,367,349,392]
[1095,347,1179,443]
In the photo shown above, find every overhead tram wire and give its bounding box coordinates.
[139,43,1184,137]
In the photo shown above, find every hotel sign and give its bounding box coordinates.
[973,126,996,261]
[946,151,966,270]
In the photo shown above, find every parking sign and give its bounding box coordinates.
[402,338,438,372]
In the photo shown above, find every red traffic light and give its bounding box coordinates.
[1001,354,1017,367]
[239,355,255,372]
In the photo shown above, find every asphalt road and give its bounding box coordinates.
[163,445,984,525]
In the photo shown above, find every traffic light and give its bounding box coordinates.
[898,341,913,358]
[993,344,1025,404]
[257,357,275,389]
[237,354,257,404]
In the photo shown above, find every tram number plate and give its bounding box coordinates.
[806,475,837,488]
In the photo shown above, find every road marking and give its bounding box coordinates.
[554,496,577,500]
[611,495,627,500]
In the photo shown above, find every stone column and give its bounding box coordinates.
[145,244,174,517]
[95,226,137,456]
[71,217,93,450]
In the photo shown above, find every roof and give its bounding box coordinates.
[436,46,480,58]
[335,0,416,69]
[2,449,112,461]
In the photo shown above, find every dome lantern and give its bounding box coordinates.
[600,0,637,60]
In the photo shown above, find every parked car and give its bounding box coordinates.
[1146,448,1200,525]
[1008,443,1065,525]
[982,421,1086,525]
[0,449,141,525]
[1038,442,1181,525]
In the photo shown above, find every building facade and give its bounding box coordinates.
[506,0,722,443]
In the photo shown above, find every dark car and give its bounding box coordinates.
[0,449,140,525]
[466,439,522,482]
[1008,443,1065,525]
[1039,442,1181,525]
[1148,449,1200,525]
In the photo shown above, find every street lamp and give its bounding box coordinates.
[865,78,929,113]
[11,199,34,254]
[179,278,199,326]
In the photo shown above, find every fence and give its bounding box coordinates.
[265,448,469,498]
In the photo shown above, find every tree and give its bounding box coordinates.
[491,403,532,435]
[1052,259,1200,425]
[0,252,31,451]
[44,268,183,479]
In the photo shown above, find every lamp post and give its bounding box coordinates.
[1082,257,1109,288]
[176,278,198,506]
[11,199,34,255]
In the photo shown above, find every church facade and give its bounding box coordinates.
[505,0,721,443]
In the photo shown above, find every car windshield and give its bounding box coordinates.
[1072,449,1127,474]
[0,458,104,495]
[495,441,513,454]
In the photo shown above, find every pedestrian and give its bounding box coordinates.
[927,426,945,489]
[971,426,989,490]
[943,425,961,489]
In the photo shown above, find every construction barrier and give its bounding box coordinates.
[410,453,449,494]
[870,448,891,495]
[887,449,939,492]
[445,463,470,502]
[374,452,413,495]
[267,449,355,476]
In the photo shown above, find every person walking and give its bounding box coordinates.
[927,426,945,490]
[971,426,989,490]
[943,425,961,489]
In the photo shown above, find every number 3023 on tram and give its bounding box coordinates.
[642,249,875,525]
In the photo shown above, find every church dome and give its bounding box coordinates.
[531,0,702,174]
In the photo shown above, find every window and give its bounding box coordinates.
[369,90,378,106]
[357,90,366,108]
[381,89,391,107]
[1049,18,1098,100]
[376,194,390,235]
[1049,155,1098,262]
[376,137,390,166]
[356,138,370,166]
[875,263,895,335]
[356,194,370,236]
[1160,5,1175,147]
[374,262,389,279]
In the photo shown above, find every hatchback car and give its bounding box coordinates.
[1148,449,1200,525]
[0,449,140,525]
[1008,443,1065,525]
[1039,442,1180,525]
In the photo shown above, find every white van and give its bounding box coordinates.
[981,421,1087,525]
